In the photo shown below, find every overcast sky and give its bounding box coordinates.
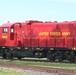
[0,0,76,25]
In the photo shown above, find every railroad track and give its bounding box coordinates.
[0,57,76,65]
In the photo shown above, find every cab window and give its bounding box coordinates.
[11,28,14,33]
[2,28,8,33]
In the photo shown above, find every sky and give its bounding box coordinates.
[0,0,76,25]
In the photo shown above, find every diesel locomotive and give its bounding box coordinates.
[0,20,76,62]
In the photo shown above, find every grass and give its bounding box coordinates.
[0,67,27,75]
[0,59,76,70]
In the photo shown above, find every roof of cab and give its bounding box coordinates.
[0,23,14,27]
[0,22,22,27]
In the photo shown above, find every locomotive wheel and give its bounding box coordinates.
[7,53,13,59]
[52,51,63,62]
[2,52,7,59]
[2,48,13,60]
[47,51,63,62]
[57,52,63,62]
[58,56,63,62]
[74,56,76,63]
[69,56,76,63]
[47,54,55,62]
[68,52,75,63]
[17,57,22,60]
[34,52,43,58]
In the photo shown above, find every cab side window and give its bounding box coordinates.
[2,28,8,33]
[11,28,14,33]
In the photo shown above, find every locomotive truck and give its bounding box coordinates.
[0,20,76,62]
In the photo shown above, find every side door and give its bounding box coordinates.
[15,23,23,46]
[10,27,14,40]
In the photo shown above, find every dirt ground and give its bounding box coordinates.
[0,62,76,75]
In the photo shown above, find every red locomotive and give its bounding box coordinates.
[0,20,76,62]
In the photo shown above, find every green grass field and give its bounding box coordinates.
[0,68,26,75]
[0,59,76,70]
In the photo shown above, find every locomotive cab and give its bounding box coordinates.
[0,23,23,59]
[0,23,15,46]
